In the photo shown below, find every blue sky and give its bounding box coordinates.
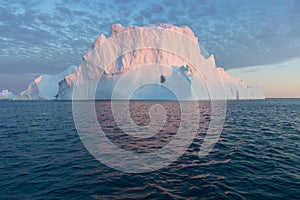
[0,0,299,96]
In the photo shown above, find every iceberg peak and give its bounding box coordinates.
[14,24,264,100]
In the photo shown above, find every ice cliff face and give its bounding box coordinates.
[17,66,77,100]
[58,24,264,100]
[18,24,264,100]
[0,90,16,100]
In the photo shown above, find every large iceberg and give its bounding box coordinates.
[58,24,264,100]
[18,24,264,100]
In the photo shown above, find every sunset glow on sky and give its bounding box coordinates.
[0,0,299,97]
[228,58,300,98]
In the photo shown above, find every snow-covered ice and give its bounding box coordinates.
[0,90,16,100]
[17,66,77,100]
[17,24,265,100]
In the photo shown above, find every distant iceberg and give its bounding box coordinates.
[0,90,16,100]
[16,66,77,100]
[16,24,264,100]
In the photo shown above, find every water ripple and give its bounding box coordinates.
[0,99,299,199]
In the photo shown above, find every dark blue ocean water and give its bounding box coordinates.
[0,99,299,199]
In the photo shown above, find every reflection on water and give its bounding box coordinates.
[0,99,299,199]
[96,101,211,153]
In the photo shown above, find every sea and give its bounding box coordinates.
[0,99,299,199]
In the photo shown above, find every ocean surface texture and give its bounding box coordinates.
[0,99,299,199]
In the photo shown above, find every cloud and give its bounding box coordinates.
[55,6,72,15]
[0,0,300,92]
[148,3,164,13]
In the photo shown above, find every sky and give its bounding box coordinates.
[0,0,299,97]
[228,58,300,98]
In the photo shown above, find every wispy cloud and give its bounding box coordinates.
[0,0,299,92]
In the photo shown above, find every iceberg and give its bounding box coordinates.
[18,24,264,100]
[17,66,77,100]
[57,24,264,100]
[0,90,16,100]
